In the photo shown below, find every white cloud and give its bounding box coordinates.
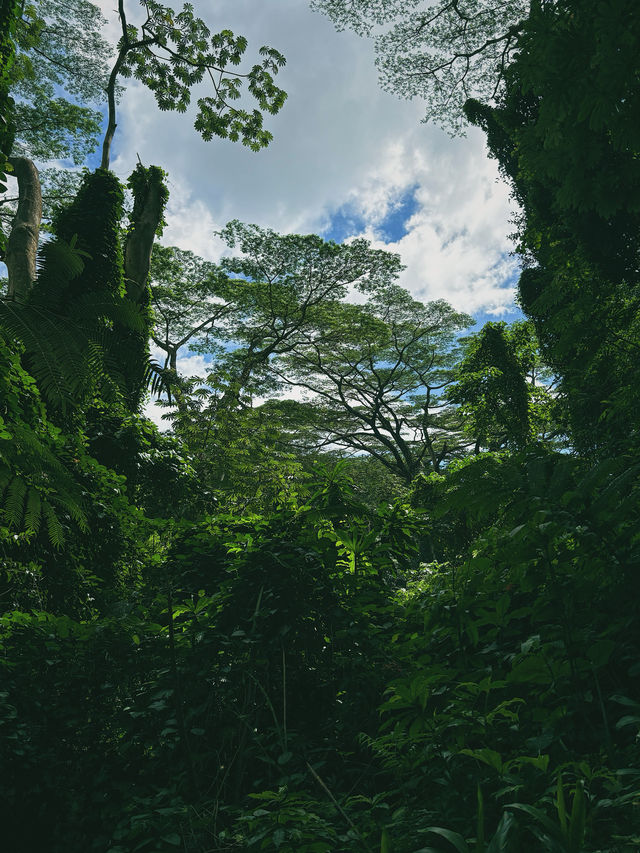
[97,0,519,319]
[334,127,519,315]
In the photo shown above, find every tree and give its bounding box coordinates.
[464,0,640,455]
[166,221,404,408]
[148,224,406,491]
[2,0,290,415]
[147,228,475,485]
[271,284,472,482]
[0,0,19,226]
[4,0,287,169]
[311,0,529,133]
[149,245,235,373]
[447,320,559,452]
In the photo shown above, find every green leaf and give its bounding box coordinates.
[616,715,640,729]
[423,827,470,853]
[477,784,485,853]
[506,804,561,841]
[380,827,391,853]
[586,639,615,667]
[459,748,503,774]
[568,781,586,853]
[486,812,515,853]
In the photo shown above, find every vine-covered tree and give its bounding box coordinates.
[464,0,640,455]
[2,0,288,414]
[447,320,558,452]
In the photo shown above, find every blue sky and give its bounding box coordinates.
[93,0,519,312]
[35,0,524,415]
[325,185,422,244]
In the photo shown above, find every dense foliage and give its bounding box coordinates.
[1,1,639,851]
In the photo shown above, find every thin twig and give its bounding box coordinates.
[306,761,372,852]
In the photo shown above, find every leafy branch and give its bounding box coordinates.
[101,0,287,169]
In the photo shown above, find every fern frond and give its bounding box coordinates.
[23,487,42,534]
[3,476,27,528]
[0,300,82,408]
[144,358,172,400]
[47,490,88,532]
[42,499,65,548]
[35,237,85,281]
[0,462,11,491]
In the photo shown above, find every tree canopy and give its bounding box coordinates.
[9,0,111,163]
[311,0,529,133]
[273,286,472,481]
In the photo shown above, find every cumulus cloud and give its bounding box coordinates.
[102,0,521,431]
[99,1,518,308]
[329,127,519,315]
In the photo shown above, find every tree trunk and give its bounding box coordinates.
[5,156,41,302]
[124,174,165,303]
[117,165,168,411]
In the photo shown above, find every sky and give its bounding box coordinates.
[88,1,523,421]
[96,0,520,304]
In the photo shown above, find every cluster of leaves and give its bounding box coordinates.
[117,0,287,152]
[7,0,110,163]
[311,0,529,134]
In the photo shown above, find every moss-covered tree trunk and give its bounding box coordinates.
[5,157,41,302]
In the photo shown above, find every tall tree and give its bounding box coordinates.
[0,0,110,252]
[170,221,404,409]
[272,285,472,482]
[447,320,558,452]
[2,1,289,414]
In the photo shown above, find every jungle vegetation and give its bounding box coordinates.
[0,1,639,850]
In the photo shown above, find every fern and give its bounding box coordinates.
[0,338,89,546]
[42,500,65,549]
[23,486,41,534]
[3,476,27,528]
[0,299,84,409]
[144,357,172,400]
[1,291,164,411]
